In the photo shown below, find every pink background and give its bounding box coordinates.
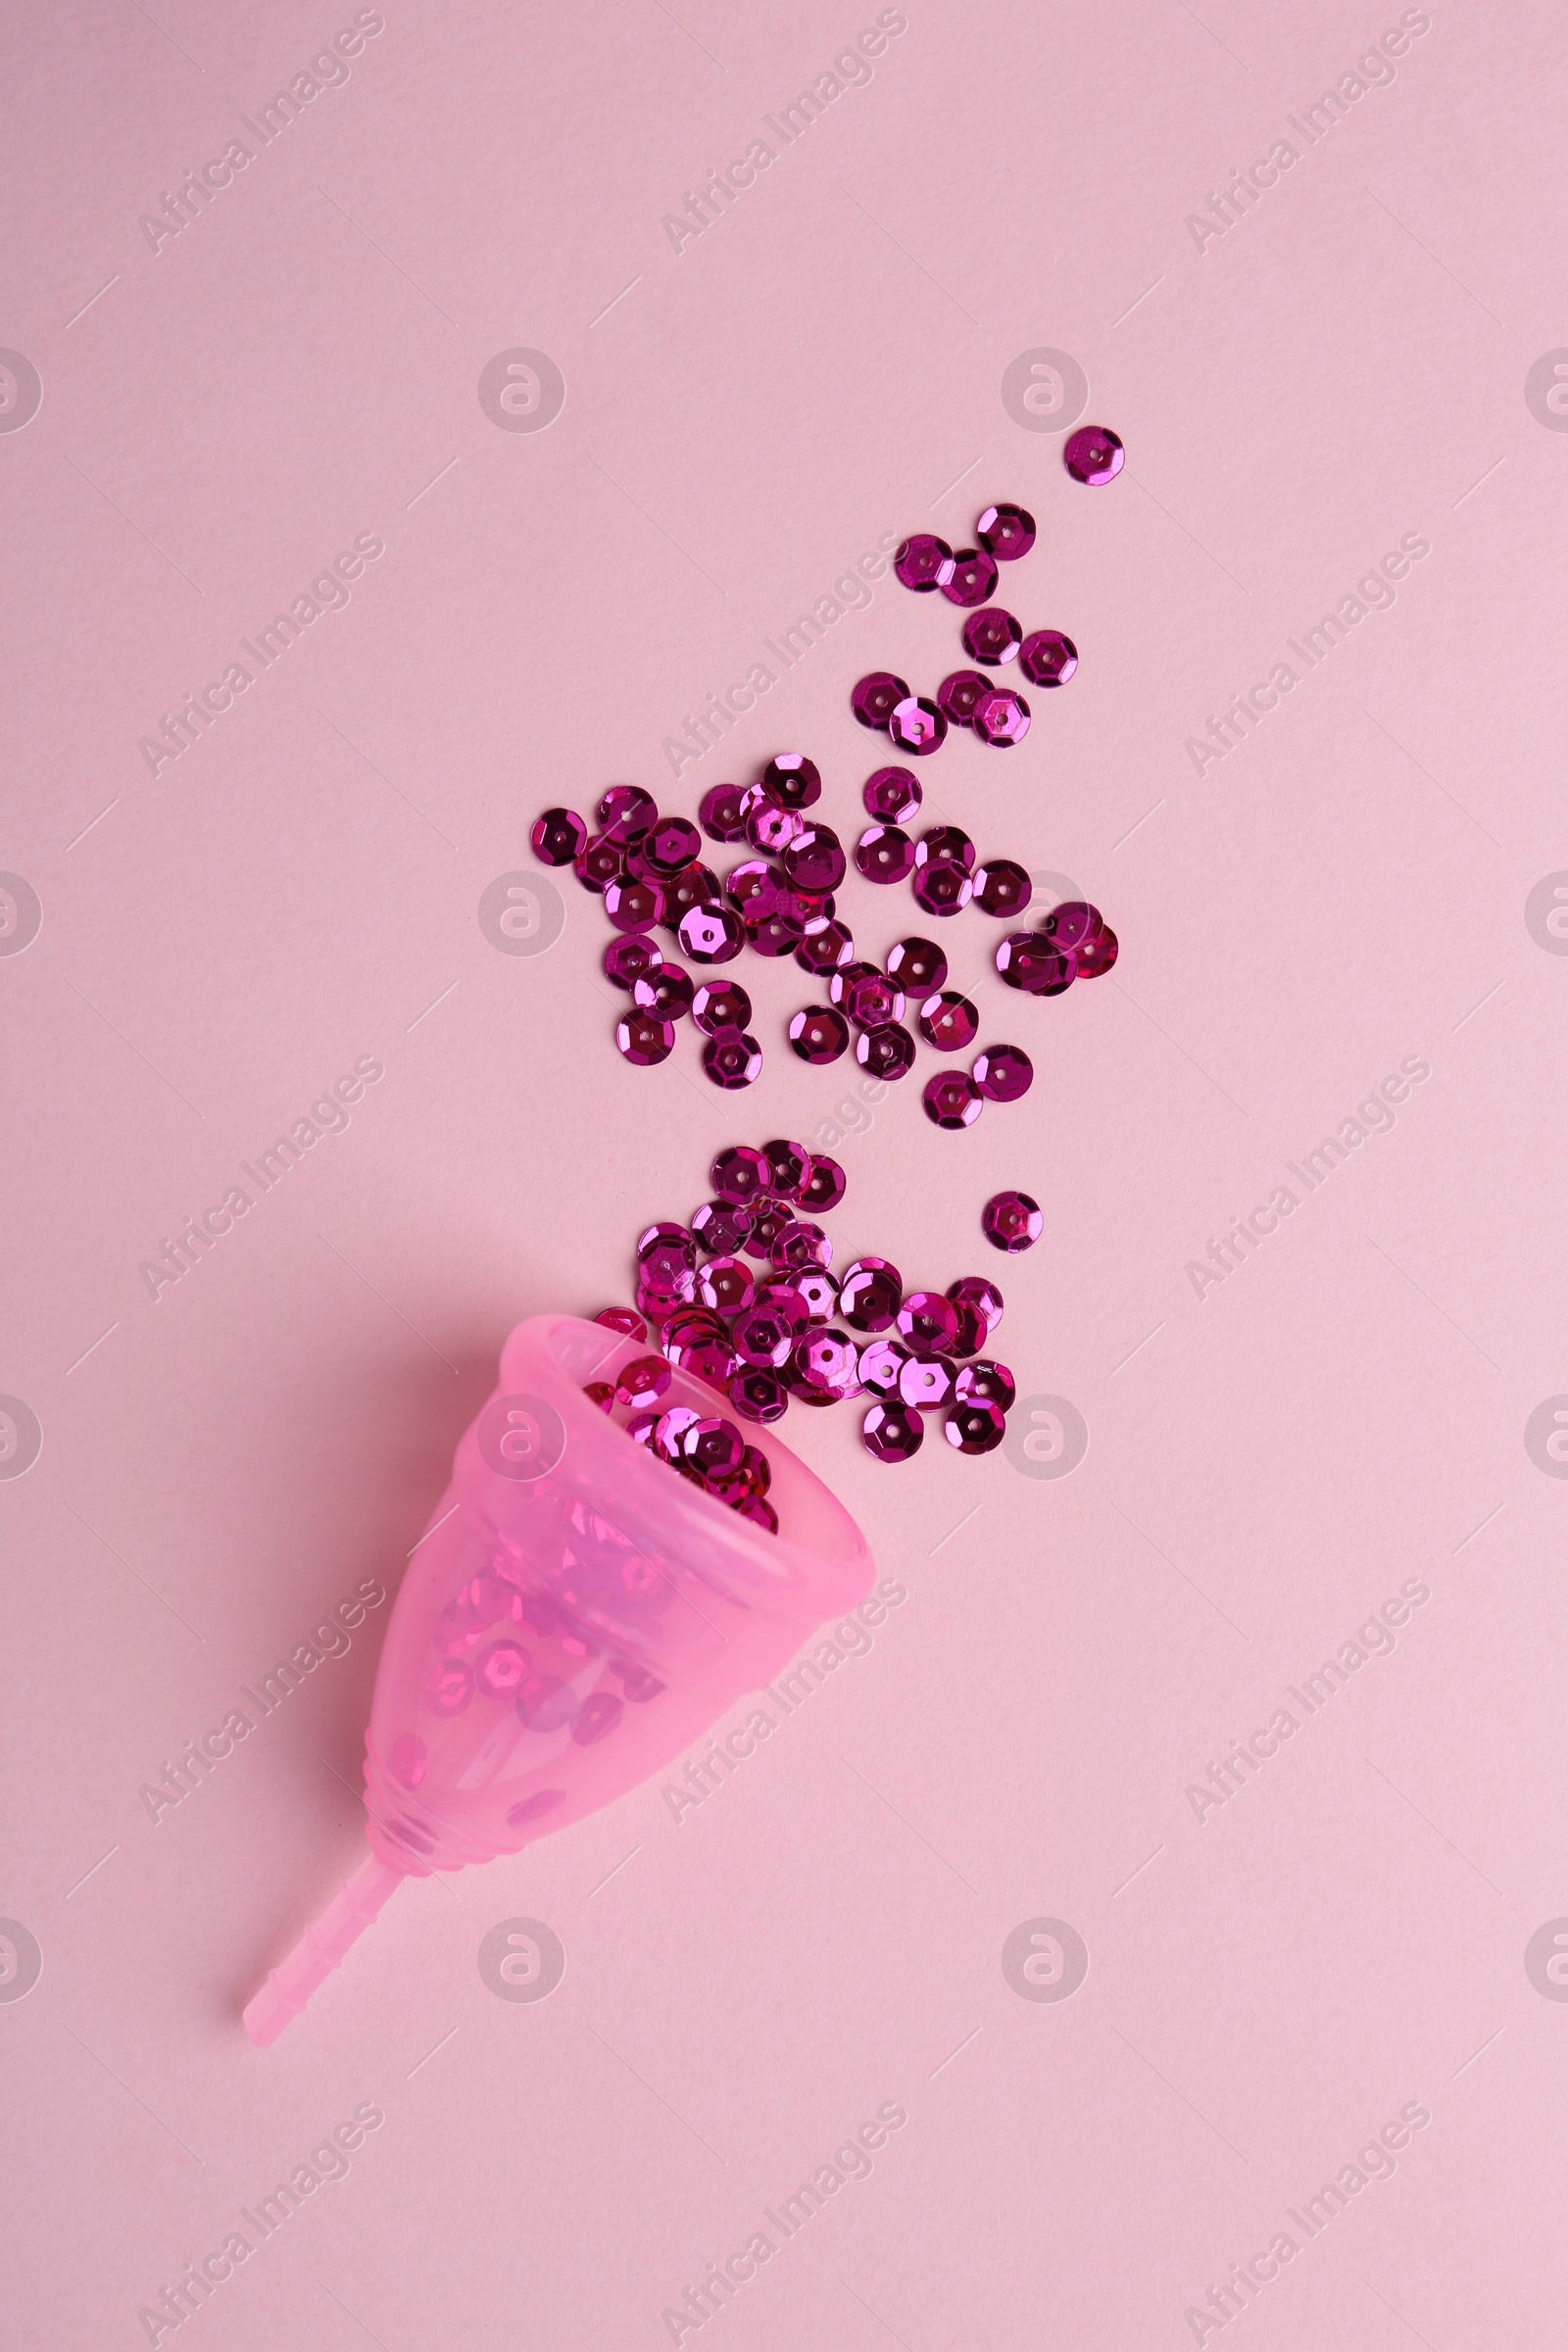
[4,2,1567,2344]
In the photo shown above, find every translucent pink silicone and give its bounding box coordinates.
[244,1313,874,2044]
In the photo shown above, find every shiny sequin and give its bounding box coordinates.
[699,782,749,842]
[616,1010,675,1065]
[574,834,623,893]
[855,824,915,884]
[897,1291,961,1352]
[794,1267,840,1322]
[899,1353,955,1412]
[582,1379,615,1411]
[1039,900,1102,951]
[923,1070,982,1129]
[692,1200,753,1254]
[942,548,1000,607]
[996,933,1075,995]
[1074,925,1118,977]
[937,669,992,727]
[894,533,956,591]
[956,1359,1015,1408]
[477,1640,532,1696]
[1063,424,1124,484]
[759,1139,809,1199]
[598,785,658,841]
[633,962,693,1021]
[793,1329,861,1401]
[982,1191,1043,1250]
[426,1659,473,1716]
[692,978,753,1034]
[681,1416,747,1478]
[747,801,805,857]
[789,1004,851,1064]
[603,932,662,992]
[918,991,979,1051]
[1018,629,1078,688]
[746,909,807,957]
[783,825,846,896]
[912,861,974,918]
[852,671,911,730]
[971,688,1031,747]
[614,1355,671,1410]
[862,1400,924,1460]
[856,1022,916,1080]
[731,1303,797,1368]
[702,1028,763,1089]
[729,1367,788,1422]
[970,859,1032,917]
[761,754,822,810]
[801,1154,846,1212]
[839,1258,903,1331]
[887,936,947,993]
[832,962,906,1029]
[914,825,976,872]
[945,1400,1006,1452]
[678,904,745,964]
[856,1336,909,1396]
[971,1044,1033,1101]
[710,1145,771,1203]
[531,807,588,864]
[697,1255,756,1314]
[772,1220,831,1273]
[644,818,703,877]
[595,1305,649,1340]
[962,607,1023,665]
[605,876,664,933]
[976,503,1036,561]
[795,918,856,975]
[888,696,948,757]
[947,1275,1004,1335]
[862,765,921,822]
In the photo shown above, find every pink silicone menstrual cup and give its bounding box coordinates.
[243,1313,874,2043]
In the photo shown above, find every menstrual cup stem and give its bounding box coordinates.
[243,1853,406,2047]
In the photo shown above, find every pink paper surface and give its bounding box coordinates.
[4,3,1566,2344]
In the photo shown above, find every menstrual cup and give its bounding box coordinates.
[244,1313,873,2044]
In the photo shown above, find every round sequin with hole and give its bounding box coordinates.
[982,1191,1043,1251]
[894,533,956,591]
[976,502,1036,561]
[923,1070,982,1129]
[1064,424,1124,484]
[788,1004,850,1064]
[852,671,910,730]
[1019,629,1078,688]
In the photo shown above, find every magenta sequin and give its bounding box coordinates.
[615,1010,675,1066]
[692,978,752,1034]
[730,1366,788,1423]
[855,825,915,884]
[862,1400,923,1460]
[1064,424,1124,484]
[971,1044,1034,1101]
[962,608,1023,666]
[894,533,956,592]
[852,671,910,730]
[887,936,947,993]
[1040,900,1102,951]
[788,1005,851,1064]
[936,669,992,727]
[761,753,822,810]
[679,904,745,964]
[914,825,975,872]
[942,548,1000,607]
[802,1154,846,1212]
[783,825,846,896]
[531,807,588,864]
[699,782,749,842]
[1019,629,1078,688]
[862,765,921,823]
[912,862,973,918]
[923,1070,982,1129]
[945,1400,1006,1453]
[900,1353,955,1412]
[710,1145,771,1204]
[644,817,703,876]
[956,1358,1015,1409]
[574,834,623,894]
[888,696,948,757]
[976,503,1036,562]
[832,962,906,1030]
[971,688,1031,747]
[918,991,979,1052]
[633,962,693,1021]
[971,859,1032,917]
[796,918,856,975]
[856,1023,915,1080]
[604,876,664,933]
[982,1191,1043,1251]
[702,1028,763,1089]
[1074,925,1118,977]
[598,785,658,842]
[839,1257,903,1331]
[996,933,1074,995]
[692,1200,752,1254]
[603,932,662,992]
[857,1337,908,1396]
[897,1291,961,1352]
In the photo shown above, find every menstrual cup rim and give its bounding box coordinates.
[493,1311,874,1595]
